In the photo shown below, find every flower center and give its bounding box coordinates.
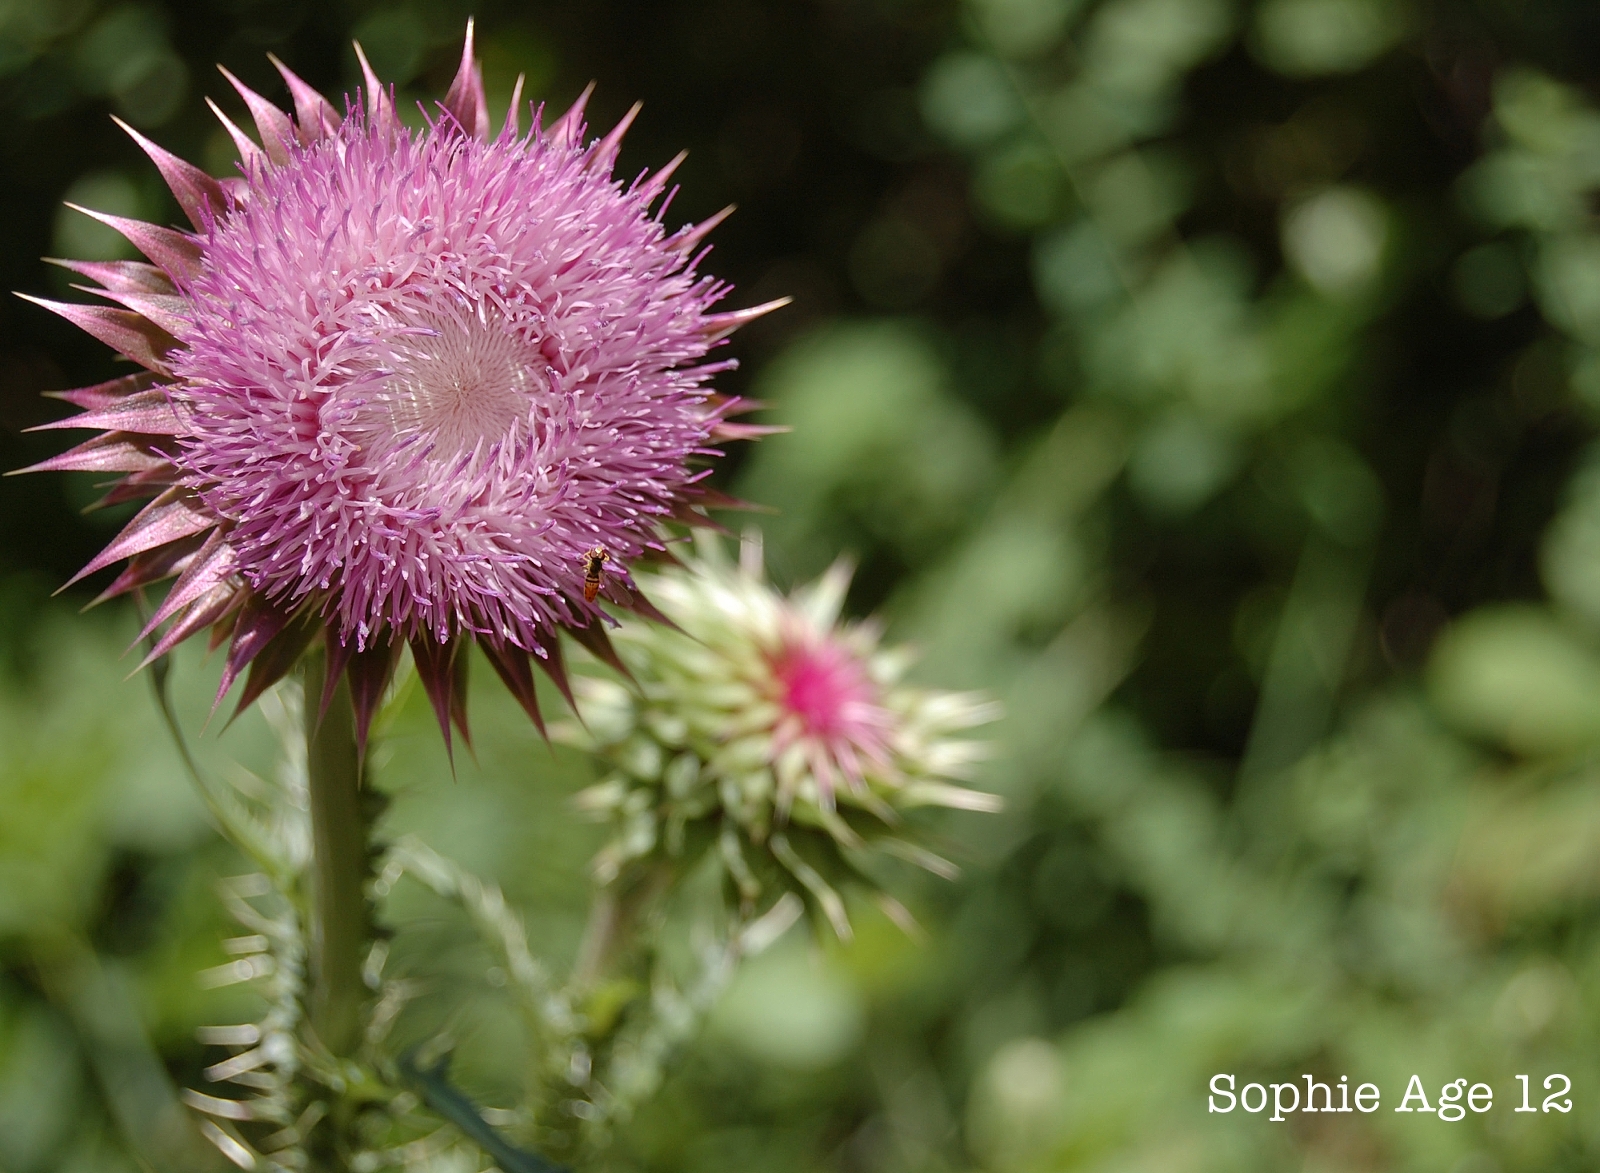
[380,312,542,459]
[773,640,875,741]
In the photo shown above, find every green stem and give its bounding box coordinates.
[572,863,671,988]
[304,650,371,1058]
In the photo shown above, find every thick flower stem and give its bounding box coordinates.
[304,651,371,1059]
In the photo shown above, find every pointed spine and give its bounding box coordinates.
[701,297,791,342]
[588,102,641,174]
[530,625,577,713]
[500,73,526,141]
[231,610,321,722]
[634,150,687,205]
[64,488,214,588]
[83,468,175,513]
[9,432,169,477]
[26,388,182,436]
[547,82,594,148]
[137,529,237,638]
[85,289,190,338]
[214,594,294,709]
[218,64,295,165]
[711,421,789,442]
[17,293,177,372]
[112,116,228,230]
[694,485,767,513]
[345,639,401,760]
[449,644,470,748]
[352,42,398,140]
[40,372,155,410]
[91,532,207,607]
[410,633,465,761]
[207,597,243,652]
[206,97,268,173]
[43,258,175,295]
[669,497,731,534]
[614,583,682,632]
[567,620,635,686]
[670,205,735,254]
[268,53,341,144]
[60,204,203,283]
[139,581,240,667]
[481,640,545,738]
[442,18,489,140]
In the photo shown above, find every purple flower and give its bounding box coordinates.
[19,23,782,749]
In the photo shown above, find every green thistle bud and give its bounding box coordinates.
[563,534,1001,940]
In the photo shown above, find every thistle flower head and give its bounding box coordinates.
[566,534,1001,940]
[18,23,781,748]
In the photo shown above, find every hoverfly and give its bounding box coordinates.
[582,545,610,602]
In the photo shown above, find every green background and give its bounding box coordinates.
[2,0,1599,1169]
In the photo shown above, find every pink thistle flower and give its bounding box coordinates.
[567,534,1002,940]
[17,22,783,750]
[766,616,899,803]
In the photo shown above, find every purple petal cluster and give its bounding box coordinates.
[178,80,728,650]
[20,23,780,747]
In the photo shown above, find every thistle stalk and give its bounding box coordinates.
[572,863,672,988]
[303,651,371,1058]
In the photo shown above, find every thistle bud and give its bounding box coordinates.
[565,534,1001,940]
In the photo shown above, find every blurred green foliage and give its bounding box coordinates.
[5,0,1600,1170]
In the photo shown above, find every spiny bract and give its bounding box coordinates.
[19,22,782,749]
